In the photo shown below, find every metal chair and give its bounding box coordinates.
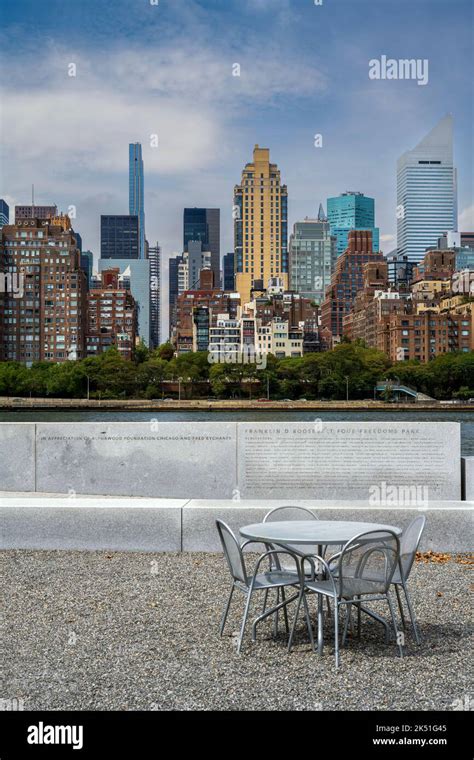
[262,506,321,628]
[327,516,426,644]
[216,519,313,654]
[263,506,320,562]
[289,529,403,668]
[392,515,426,643]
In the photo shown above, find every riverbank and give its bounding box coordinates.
[0,396,473,412]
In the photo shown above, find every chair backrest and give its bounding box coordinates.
[263,506,318,522]
[337,529,400,598]
[216,519,248,586]
[399,515,426,581]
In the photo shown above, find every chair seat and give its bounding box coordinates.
[250,571,301,589]
[306,576,386,599]
[330,567,403,585]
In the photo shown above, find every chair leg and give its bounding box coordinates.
[395,584,407,630]
[342,602,352,646]
[237,589,253,654]
[302,592,315,651]
[220,584,235,636]
[288,588,304,653]
[281,587,290,635]
[387,593,404,658]
[403,583,421,645]
[334,600,340,669]
[357,596,361,639]
[273,588,280,638]
[261,588,269,615]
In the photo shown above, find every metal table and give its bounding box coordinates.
[240,520,402,654]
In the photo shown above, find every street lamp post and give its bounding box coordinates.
[178,376,183,402]
[86,375,90,402]
[345,375,349,402]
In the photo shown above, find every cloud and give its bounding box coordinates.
[1,44,326,180]
[459,204,474,231]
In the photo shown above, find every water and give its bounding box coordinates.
[1,409,474,456]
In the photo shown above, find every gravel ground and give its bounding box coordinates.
[2,550,472,711]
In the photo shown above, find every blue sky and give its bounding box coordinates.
[1,0,473,327]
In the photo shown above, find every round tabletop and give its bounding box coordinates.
[239,520,402,546]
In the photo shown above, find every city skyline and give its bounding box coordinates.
[1,0,472,278]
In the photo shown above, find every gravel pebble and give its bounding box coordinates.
[2,550,472,711]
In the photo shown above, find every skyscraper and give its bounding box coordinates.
[234,145,288,305]
[397,115,458,264]
[100,215,139,259]
[80,250,94,289]
[327,192,379,257]
[289,204,337,304]
[0,200,9,227]
[168,254,183,338]
[148,242,161,349]
[183,208,220,285]
[129,143,145,259]
[223,252,235,291]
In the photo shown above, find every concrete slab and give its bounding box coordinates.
[462,457,474,501]
[0,423,35,492]
[0,504,182,552]
[237,422,461,500]
[35,421,237,498]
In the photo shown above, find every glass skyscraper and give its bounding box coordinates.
[0,199,9,227]
[223,252,235,291]
[183,208,220,285]
[327,191,379,257]
[289,205,337,304]
[397,115,457,264]
[129,143,145,259]
[101,215,139,259]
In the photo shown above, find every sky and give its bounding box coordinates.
[1,0,473,334]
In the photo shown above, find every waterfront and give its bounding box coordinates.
[1,408,474,455]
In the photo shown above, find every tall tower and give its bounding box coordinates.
[289,205,337,305]
[148,242,161,349]
[183,208,220,285]
[327,191,379,257]
[234,145,288,305]
[397,115,457,264]
[129,143,145,259]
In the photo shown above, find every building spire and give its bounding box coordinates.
[317,202,327,222]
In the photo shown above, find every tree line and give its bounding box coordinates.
[0,342,473,401]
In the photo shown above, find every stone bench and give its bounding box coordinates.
[1,493,472,553]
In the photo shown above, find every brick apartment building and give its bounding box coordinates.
[86,269,137,359]
[173,270,241,354]
[320,230,385,338]
[0,215,87,364]
[343,248,473,361]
